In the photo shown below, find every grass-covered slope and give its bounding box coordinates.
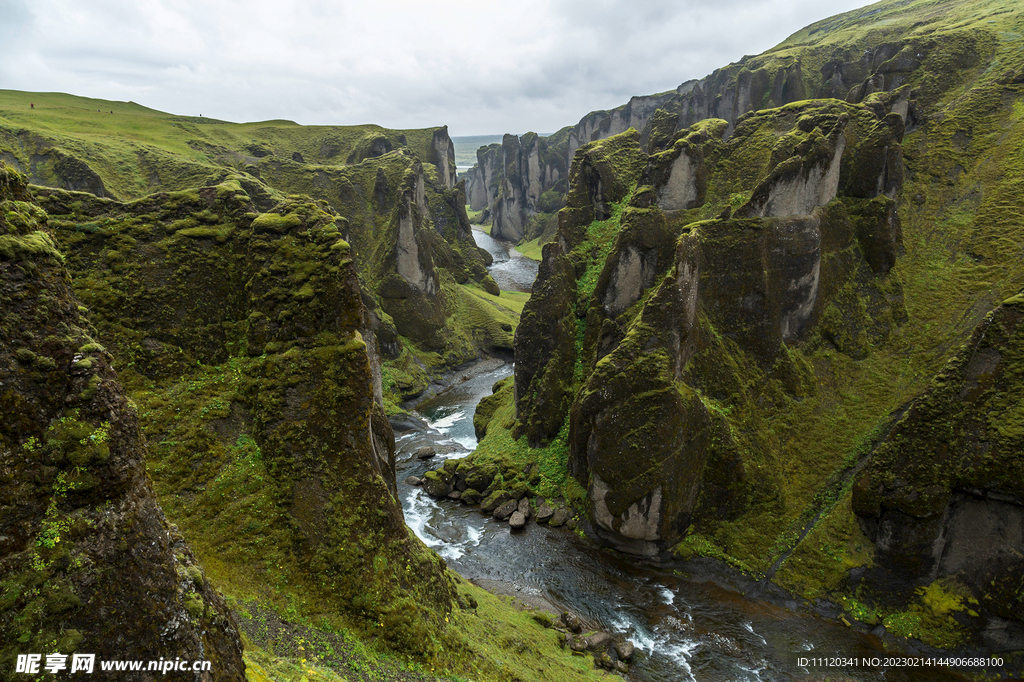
[0,90,516,405]
[487,0,1024,663]
[0,90,452,200]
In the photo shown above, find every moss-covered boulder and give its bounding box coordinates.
[0,163,245,677]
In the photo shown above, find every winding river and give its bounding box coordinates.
[392,228,965,682]
[471,227,538,293]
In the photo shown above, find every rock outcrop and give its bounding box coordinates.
[0,163,246,678]
[467,132,569,243]
[36,171,457,654]
[465,18,929,249]
[430,126,458,190]
[515,97,908,556]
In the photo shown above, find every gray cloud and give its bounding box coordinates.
[1,0,873,135]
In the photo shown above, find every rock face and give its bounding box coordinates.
[516,97,908,556]
[514,130,646,446]
[0,112,498,393]
[566,92,680,165]
[37,170,457,654]
[465,26,927,251]
[0,164,246,678]
[852,298,1024,646]
[430,125,458,190]
[467,132,569,243]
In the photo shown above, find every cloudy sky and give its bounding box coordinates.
[1,0,874,136]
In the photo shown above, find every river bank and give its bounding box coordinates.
[390,355,978,682]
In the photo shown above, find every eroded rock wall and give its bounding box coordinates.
[36,170,458,654]
[466,27,932,247]
[0,163,246,679]
[515,97,909,556]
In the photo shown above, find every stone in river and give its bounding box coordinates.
[493,498,518,521]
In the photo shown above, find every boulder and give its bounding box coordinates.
[536,503,555,522]
[615,640,635,660]
[509,511,527,530]
[548,508,571,527]
[561,612,584,633]
[422,469,452,498]
[446,490,462,500]
[517,497,531,519]
[460,461,497,491]
[405,475,423,486]
[481,490,511,512]
[493,499,518,521]
[584,632,612,650]
[414,446,437,459]
[460,488,483,505]
[508,480,531,500]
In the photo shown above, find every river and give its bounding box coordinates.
[471,227,538,293]
[390,228,966,681]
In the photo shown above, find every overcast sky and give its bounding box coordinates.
[1,0,874,136]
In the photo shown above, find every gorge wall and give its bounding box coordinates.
[0,108,514,405]
[466,6,932,246]
[0,163,247,678]
[515,95,908,555]
[29,169,460,654]
[0,95,618,681]
[468,0,1024,660]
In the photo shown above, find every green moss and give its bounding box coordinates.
[470,387,585,507]
[0,231,64,262]
[879,579,973,649]
[774,490,875,599]
[250,212,302,233]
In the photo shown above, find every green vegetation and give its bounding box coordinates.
[468,387,587,508]
[496,0,1024,660]
[461,284,531,316]
[0,90,443,202]
[514,236,544,261]
[7,0,1024,672]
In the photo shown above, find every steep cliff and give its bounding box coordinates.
[0,97,510,404]
[34,173,458,654]
[464,0,940,250]
[516,96,907,555]
[0,163,246,679]
[485,0,1024,659]
[465,131,569,243]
